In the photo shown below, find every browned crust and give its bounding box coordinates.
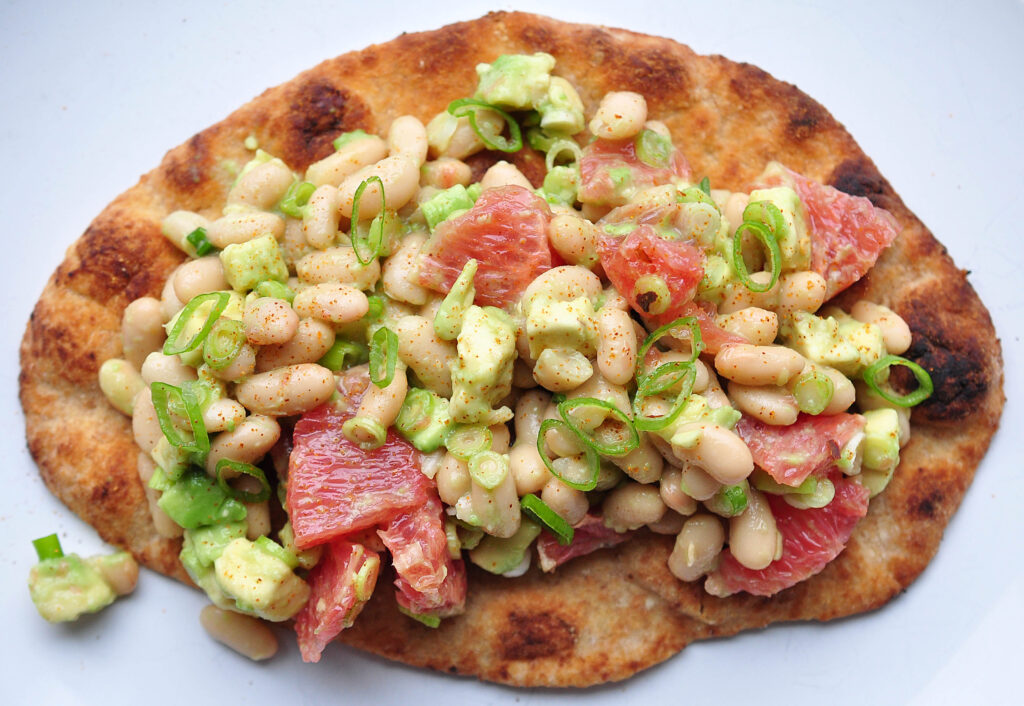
[19,11,1004,687]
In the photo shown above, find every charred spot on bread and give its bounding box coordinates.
[785,94,827,143]
[829,158,898,212]
[498,610,576,660]
[276,78,372,170]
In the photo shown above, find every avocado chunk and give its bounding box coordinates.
[179,530,239,611]
[524,293,598,359]
[862,408,901,474]
[278,522,323,571]
[747,184,811,271]
[781,311,862,376]
[537,76,585,134]
[469,519,541,575]
[164,290,244,367]
[28,554,117,622]
[540,166,580,206]
[219,232,289,292]
[475,53,556,110]
[157,469,248,530]
[394,387,453,452]
[213,538,311,622]
[449,305,517,425]
[422,184,475,232]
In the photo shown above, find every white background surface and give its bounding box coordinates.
[2,1,1021,704]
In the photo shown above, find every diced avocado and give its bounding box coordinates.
[28,554,116,622]
[434,259,477,340]
[235,149,285,181]
[254,279,296,303]
[525,293,598,359]
[862,408,901,474]
[422,184,476,232]
[747,184,811,271]
[84,552,138,596]
[157,469,248,530]
[395,387,453,453]
[783,477,836,509]
[213,537,311,622]
[278,522,323,571]
[180,533,238,611]
[859,468,893,498]
[185,522,247,568]
[653,394,741,446]
[540,166,579,206]
[696,254,735,305]
[219,233,288,293]
[449,306,517,425]
[537,76,584,134]
[750,469,818,495]
[468,519,541,575]
[781,311,862,376]
[833,311,886,372]
[475,53,556,110]
[150,436,191,482]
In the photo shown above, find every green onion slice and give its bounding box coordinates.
[520,494,574,546]
[790,368,835,415]
[278,181,316,219]
[742,200,786,237]
[364,294,386,322]
[202,318,246,370]
[350,176,386,265]
[537,419,600,491]
[544,139,583,172]
[636,315,703,380]
[633,362,697,432]
[215,459,271,504]
[163,291,230,356]
[32,533,64,561]
[342,415,388,451]
[467,450,509,490]
[446,424,492,462]
[861,355,934,407]
[677,185,718,208]
[635,129,673,169]
[368,326,399,389]
[557,397,639,458]
[186,227,214,256]
[732,221,781,293]
[318,340,368,372]
[698,176,711,195]
[447,98,522,153]
[150,381,210,455]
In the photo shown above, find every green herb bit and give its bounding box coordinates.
[186,227,215,257]
[150,381,210,456]
[447,98,523,153]
[32,533,64,561]
[537,419,600,491]
[318,340,369,372]
[861,355,933,407]
[368,326,399,389]
[520,494,574,546]
[278,181,316,219]
[350,176,386,265]
[557,397,639,458]
[215,459,271,504]
[163,291,230,356]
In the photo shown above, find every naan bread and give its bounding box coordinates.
[19,12,1004,687]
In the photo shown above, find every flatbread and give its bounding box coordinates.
[19,11,1004,687]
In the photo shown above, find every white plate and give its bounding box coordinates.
[2,2,1021,704]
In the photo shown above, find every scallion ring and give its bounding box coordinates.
[342,415,388,451]
[467,450,509,490]
[742,200,787,237]
[678,185,717,208]
[636,315,702,381]
[185,227,214,256]
[544,139,583,172]
[537,418,600,491]
[557,397,639,458]
[447,98,523,153]
[862,355,934,407]
[368,326,399,389]
[732,221,781,293]
[32,533,64,561]
[163,291,230,356]
[202,318,246,370]
[446,424,492,462]
[698,176,711,195]
[633,362,697,432]
[215,459,271,504]
[520,494,574,546]
[150,381,210,455]
[350,176,386,265]
[790,368,835,415]
[277,180,316,219]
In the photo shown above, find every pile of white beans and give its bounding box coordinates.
[97,78,916,658]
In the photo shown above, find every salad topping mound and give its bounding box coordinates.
[92,52,931,661]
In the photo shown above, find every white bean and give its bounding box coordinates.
[777,271,828,315]
[173,257,228,304]
[227,160,294,211]
[207,211,284,249]
[479,161,533,191]
[437,453,471,506]
[98,358,145,416]
[420,158,472,189]
[132,387,164,454]
[510,443,551,496]
[596,307,637,386]
[394,314,456,396]
[589,91,647,140]
[205,415,281,475]
[355,364,408,430]
[292,283,368,324]
[256,318,335,372]
[540,476,589,526]
[648,510,686,535]
[161,211,210,255]
[660,466,698,516]
[306,135,388,187]
[728,488,778,571]
[522,265,603,309]
[387,115,428,165]
[726,382,799,426]
[851,300,912,355]
[140,351,196,387]
[211,343,256,382]
[202,398,247,433]
[668,514,724,582]
[547,213,600,268]
[122,297,166,369]
[714,343,805,386]
[234,364,336,417]
[243,297,299,346]
[302,184,342,250]
[672,423,753,485]
[679,460,721,501]
[199,605,278,661]
[382,232,430,306]
[532,348,593,392]
[338,156,420,219]
[608,433,664,484]
[603,482,666,532]
[136,453,183,538]
[716,307,779,346]
[296,247,380,290]
[161,275,184,321]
